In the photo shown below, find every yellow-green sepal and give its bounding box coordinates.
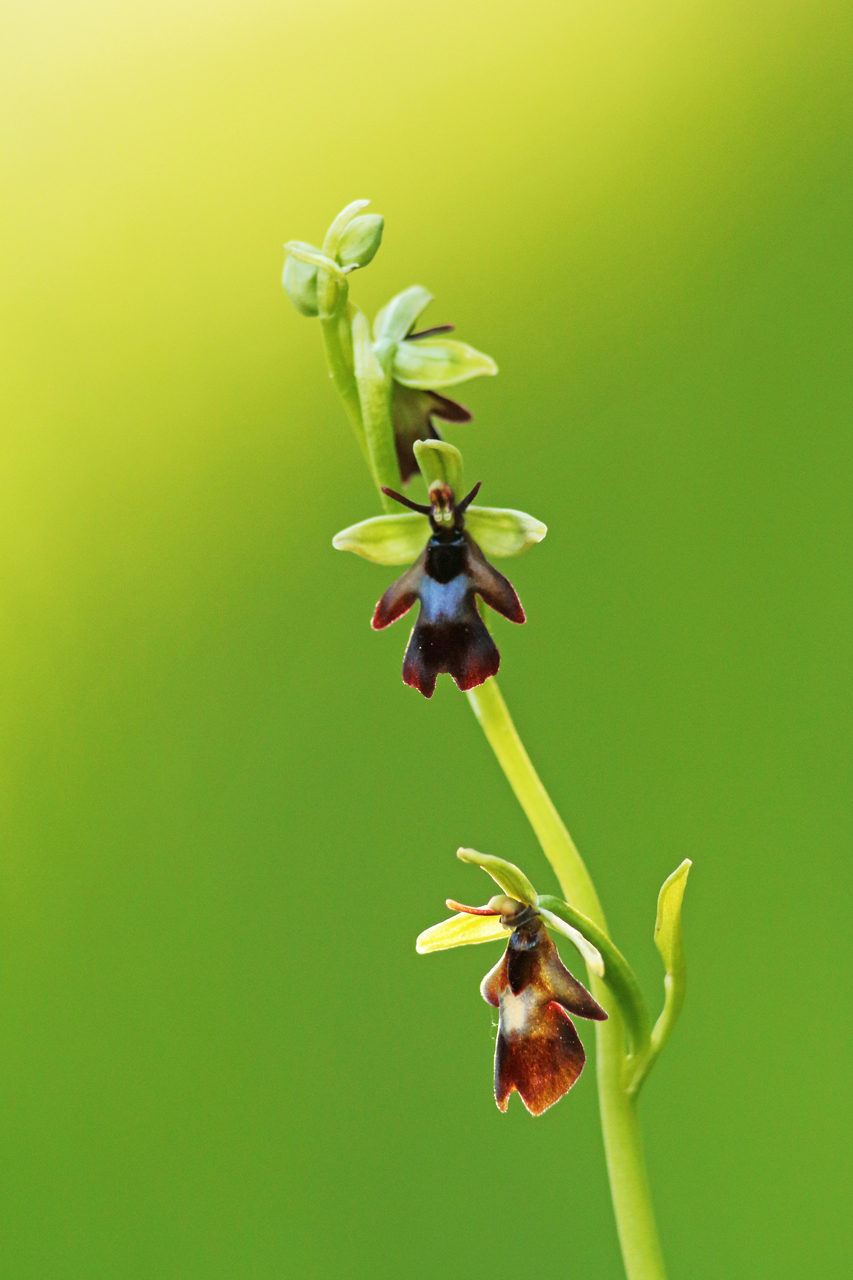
[332,513,429,564]
[373,286,433,344]
[392,337,498,389]
[416,912,511,953]
[456,848,537,905]
[414,440,464,497]
[464,506,547,557]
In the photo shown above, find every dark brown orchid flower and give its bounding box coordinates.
[391,325,472,483]
[452,896,607,1115]
[371,480,525,698]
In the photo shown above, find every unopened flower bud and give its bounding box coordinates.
[337,213,384,269]
[282,241,321,317]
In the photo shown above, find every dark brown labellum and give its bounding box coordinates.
[480,918,607,1115]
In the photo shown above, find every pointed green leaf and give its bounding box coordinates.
[282,241,321,317]
[416,912,511,954]
[337,214,384,268]
[456,848,537,905]
[464,506,547,557]
[654,859,691,976]
[332,513,429,565]
[392,338,498,389]
[413,440,464,497]
[373,286,433,344]
[628,859,692,1096]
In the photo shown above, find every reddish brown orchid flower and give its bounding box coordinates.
[419,861,607,1115]
[371,480,525,698]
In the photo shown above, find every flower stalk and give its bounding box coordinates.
[466,678,667,1280]
[282,201,692,1280]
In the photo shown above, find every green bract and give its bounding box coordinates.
[352,310,397,509]
[627,858,692,1096]
[654,858,691,978]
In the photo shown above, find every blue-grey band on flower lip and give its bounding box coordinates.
[333,443,545,694]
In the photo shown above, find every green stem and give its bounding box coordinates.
[319,300,401,512]
[351,313,400,510]
[466,677,667,1280]
[319,308,372,471]
[466,679,601,919]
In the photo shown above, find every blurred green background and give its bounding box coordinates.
[1,0,851,1275]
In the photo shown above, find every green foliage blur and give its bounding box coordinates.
[2,1,851,1275]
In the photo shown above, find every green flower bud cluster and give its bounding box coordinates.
[283,199,384,318]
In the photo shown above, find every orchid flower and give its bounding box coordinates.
[333,442,546,697]
[417,849,608,1115]
[372,286,497,482]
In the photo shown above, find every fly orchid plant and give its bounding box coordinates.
[283,200,692,1280]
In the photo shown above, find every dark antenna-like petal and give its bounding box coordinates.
[455,481,482,515]
[405,323,456,339]
[381,486,431,515]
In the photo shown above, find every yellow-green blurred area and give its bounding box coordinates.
[2,0,851,1274]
